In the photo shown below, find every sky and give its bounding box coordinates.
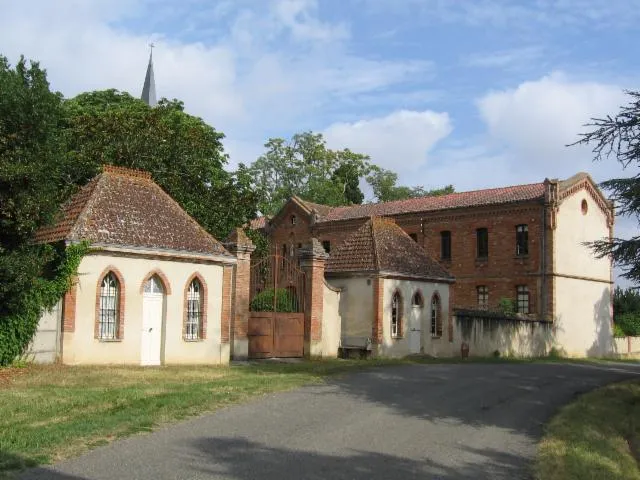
[1,0,638,285]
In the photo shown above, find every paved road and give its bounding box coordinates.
[21,362,640,480]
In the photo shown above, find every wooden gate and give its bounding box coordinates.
[248,254,305,358]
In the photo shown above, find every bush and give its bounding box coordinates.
[250,288,298,313]
[498,297,516,316]
[615,313,640,337]
[613,322,627,338]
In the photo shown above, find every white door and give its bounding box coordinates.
[408,307,421,354]
[141,276,164,366]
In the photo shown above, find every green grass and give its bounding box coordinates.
[536,380,640,480]
[0,359,408,475]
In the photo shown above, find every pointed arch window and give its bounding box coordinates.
[185,279,203,340]
[99,273,120,340]
[391,291,403,338]
[431,294,442,338]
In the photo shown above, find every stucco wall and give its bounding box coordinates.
[321,282,341,357]
[556,189,611,279]
[554,276,613,357]
[325,277,373,340]
[452,314,553,357]
[63,252,228,365]
[379,278,451,358]
[614,337,640,357]
[29,300,62,363]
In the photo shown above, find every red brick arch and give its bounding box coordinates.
[95,266,126,340]
[139,269,172,295]
[183,272,208,340]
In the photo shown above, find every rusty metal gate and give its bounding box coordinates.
[248,254,305,358]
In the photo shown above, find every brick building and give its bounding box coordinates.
[260,172,614,355]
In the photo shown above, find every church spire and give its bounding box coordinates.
[141,44,157,107]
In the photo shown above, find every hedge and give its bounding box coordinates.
[250,288,299,313]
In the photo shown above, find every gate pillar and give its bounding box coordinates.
[299,238,329,358]
[224,228,255,360]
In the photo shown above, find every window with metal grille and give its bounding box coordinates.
[476,228,488,258]
[185,279,202,340]
[516,224,528,256]
[477,286,489,310]
[440,231,451,260]
[517,285,529,314]
[99,273,119,340]
[391,292,402,338]
[431,294,442,337]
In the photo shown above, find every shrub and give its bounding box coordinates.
[615,313,640,337]
[613,322,627,338]
[250,288,298,313]
[498,297,516,316]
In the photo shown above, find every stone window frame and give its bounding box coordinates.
[515,224,529,256]
[430,292,443,338]
[391,290,403,338]
[183,273,209,341]
[516,285,530,314]
[95,266,125,341]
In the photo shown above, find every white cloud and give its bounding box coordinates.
[323,110,452,174]
[273,0,349,42]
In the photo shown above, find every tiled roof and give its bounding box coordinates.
[326,217,454,281]
[319,182,546,223]
[35,165,230,256]
[296,198,334,218]
[248,216,269,230]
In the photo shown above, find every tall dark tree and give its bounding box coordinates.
[63,89,258,239]
[366,166,454,203]
[573,90,640,284]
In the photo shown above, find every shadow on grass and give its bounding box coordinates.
[1,450,86,480]
[187,436,528,480]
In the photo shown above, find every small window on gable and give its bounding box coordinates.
[581,199,588,215]
[409,233,418,242]
[291,215,297,225]
[412,291,423,308]
[391,291,402,338]
[322,240,331,253]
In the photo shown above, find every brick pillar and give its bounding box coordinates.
[224,228,255,360]
[300,238,329,358]
[372,276,384,346]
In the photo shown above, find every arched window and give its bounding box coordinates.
[99,272,120,340]
[412,291,424,308]
[185,279,203,340]
[391,291,402,338]
[431,294,442,338]
[144,275,165,294]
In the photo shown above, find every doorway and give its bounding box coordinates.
[141,275,165,366]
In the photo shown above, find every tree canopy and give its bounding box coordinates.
[573,90,640,285]
[246,132,455,214]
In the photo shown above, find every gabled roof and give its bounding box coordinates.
[35,166,230,257]
[319,183,546,223]
[326,217,454,282]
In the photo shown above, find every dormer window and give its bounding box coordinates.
[291,215,297,225]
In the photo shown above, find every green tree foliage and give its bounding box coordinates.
[366,166,454,203]
[63,89,258,239]
[249,288,297,312]
[245,132,371,215]
[0,56,87,365]
[573,91,640,284]
[613,286,640,336]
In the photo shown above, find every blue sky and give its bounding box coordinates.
[1,0,638,284]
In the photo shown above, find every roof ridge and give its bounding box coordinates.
[103,164,153,180]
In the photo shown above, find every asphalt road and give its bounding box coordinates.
[21,361,640,480]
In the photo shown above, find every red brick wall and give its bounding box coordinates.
[270,202,317,258]
[62,278,78,332]
[303,259,325,343]
[373,276,383,343]
[220,265,233,343]
[232,253,251,341]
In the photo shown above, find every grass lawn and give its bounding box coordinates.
[536,379,640,480]
[0,359,411,476]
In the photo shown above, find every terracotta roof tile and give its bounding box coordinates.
[248,216,269,230]
[327,217,454,281]
[35,166,230,256]
[320,183,546,223]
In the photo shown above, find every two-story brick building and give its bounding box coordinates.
[259,172,615,356]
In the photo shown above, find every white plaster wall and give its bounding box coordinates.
[379,278,451,358]
[451,316,553,357]
[614,337,640,356]
[556,189,611,279]
[63,253,228,365]
[29,300,62,363]
[325,277,373,340]
[321,282,341,358]
[554,277,612,357]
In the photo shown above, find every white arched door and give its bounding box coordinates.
[408,292,424,354]
[141,276,164,366]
